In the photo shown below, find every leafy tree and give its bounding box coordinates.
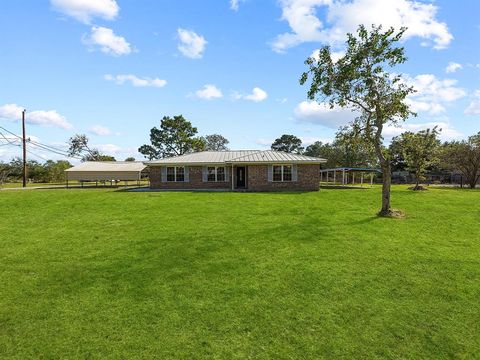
[201,134,230,151]
[139,115,205,160]
[68,134,115,162]
[41,160,72,182]
[390,127,441,190]
[300,25,415,216]
[271,134,304,154]
[440,132,480,188]
[335,128,377,168]
[124,157,136,162]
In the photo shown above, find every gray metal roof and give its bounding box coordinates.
[227,150,326,163]
[145,150,326,165]
[65,161,146,172]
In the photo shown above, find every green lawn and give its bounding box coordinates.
[1,186,479,359]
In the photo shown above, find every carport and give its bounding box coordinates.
[65,161,147,188]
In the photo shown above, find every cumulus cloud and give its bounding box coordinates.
[233,87,268,102]
[95,143,122,154]
[445,62,462,73]
[464,90,480,116]
[294,101,358,128]
[404,73,466,115]
[50,0,119,24]
[195,84,223,100]
[177,28,207,59]
[230,0,245,11]
[89,125,111,136]
[104,74,167,87]
[272,0,452,53]
[384,121,462,141]
[83,26,132,56]
[0,104,73,130]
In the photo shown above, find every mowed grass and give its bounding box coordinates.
[1,186,479,359]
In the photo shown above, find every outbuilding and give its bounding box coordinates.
[65,161,147,187]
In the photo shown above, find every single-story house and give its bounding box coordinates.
[145,150,326,191]
[65,161,147,185]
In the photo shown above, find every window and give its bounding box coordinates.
[206,166,226,182]
[217,167,225,182]
[272,165,293,182]
[207,167,216,182]
[166,166,185,182]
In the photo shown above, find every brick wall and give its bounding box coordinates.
[150,166,231,190]
[149,164,320,191]
[247,164,320,191]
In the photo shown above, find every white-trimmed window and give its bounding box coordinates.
[207,166,226,182]
[167,166,185,182]
[273,165,292,182]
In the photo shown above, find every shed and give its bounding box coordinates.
[65,161,147,186]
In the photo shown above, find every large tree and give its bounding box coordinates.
[271,134,304,154]
[201,134,230,151]
[139,115,204,160]
[390,127,441,190]
[441,132,480,188]
[300,25,415,216]
[68,134,115,162]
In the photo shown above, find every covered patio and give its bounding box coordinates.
[320,167,381,187]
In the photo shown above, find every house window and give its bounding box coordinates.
[273,165,293,182]
[207,166,226,182]
[166,166,185,182]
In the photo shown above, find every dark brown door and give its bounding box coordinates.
[236,166,246,188]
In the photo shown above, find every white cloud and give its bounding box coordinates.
[294,101,358,128]
[276,98,288,104]
[89,125,111,136]
[464,90,480,116]
[310,49,345,63]
[445,62,462,73]
[230,0,246,11]
[195,84,223,100]
[233,87,268,102]
[83,26,132,56]
[104,74,167,87]
[404,74,466,115]
[384,121,462,141]
[0,104,73,130]
[50,0,119,24]
[272,0,452,52]
[177,28,207,59]
[95,143,122,154]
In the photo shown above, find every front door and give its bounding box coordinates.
[236,166,246,188]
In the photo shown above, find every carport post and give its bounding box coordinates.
[352,172,355,185]
[361,173,364,187]
[370,173,374,186]
[342,169,346,186]
[333,170,336,184]
[320,171,323,184]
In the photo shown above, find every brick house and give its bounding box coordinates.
[146,150,326,191]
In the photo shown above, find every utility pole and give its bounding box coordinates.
[22,109,27,188]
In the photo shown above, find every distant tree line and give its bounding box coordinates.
[0,158,72,184]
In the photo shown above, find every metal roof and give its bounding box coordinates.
[65,161,147,172]
[320,167,382,173]
[227,150,326,163]
[145,150,326,165]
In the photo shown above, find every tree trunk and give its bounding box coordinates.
[379,162,392,216]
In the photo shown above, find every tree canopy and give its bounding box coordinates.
[201,134,230,151]
[390,127,441,190]
[300,24,415,216]
[68,134,115,162]
[138,115,205,160]
[440,132,480,188]
[271,134,304,154]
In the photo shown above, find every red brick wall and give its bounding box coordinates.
[149,164,320,191]
[149,166,231,190]
[247,164,320,191]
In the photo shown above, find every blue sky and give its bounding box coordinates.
[1,0,479,162]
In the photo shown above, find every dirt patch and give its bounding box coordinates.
[408,185,428,191]
[378,208,406,219]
